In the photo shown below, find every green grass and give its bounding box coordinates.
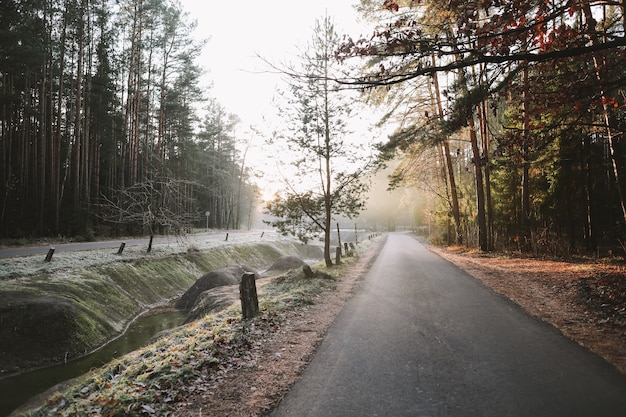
[19,261,347,417]
[0,241,324,374]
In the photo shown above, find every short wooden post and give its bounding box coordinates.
[225,233,229,241]
[260,231,264,238]
[303,264,314,278]
[44,247,55,262]
[240,273,259,319]
[344,242,349,255]
[335,246,342,264]
[336,223,342,256]
[349,242,355,251]
[117,242,126,255]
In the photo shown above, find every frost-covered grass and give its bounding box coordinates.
[0,231,293,279]
[18,255,357,417]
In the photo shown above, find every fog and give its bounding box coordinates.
[250,164,431,235]
[358,166,427,232]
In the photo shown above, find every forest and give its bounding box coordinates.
[2,0,626,256]
[0,0,257,239]
[345,0,626,255]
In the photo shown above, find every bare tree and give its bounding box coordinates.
[100,178,201,251]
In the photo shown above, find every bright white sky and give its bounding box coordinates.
[180,0,388,200]
[181,0,368,128]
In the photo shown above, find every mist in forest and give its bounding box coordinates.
[359,167,427,232]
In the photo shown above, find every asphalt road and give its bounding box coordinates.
[270,233,626,417]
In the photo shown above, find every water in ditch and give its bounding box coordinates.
[0,308,187,417]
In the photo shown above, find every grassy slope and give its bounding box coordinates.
[16,249,361,417]
[0,241,322,375]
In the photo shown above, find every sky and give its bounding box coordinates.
[179,0,386,200]
[181,0,368,128]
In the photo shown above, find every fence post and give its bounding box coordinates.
[44,247,55,262]
[240,273,259,319]
[336,223,342,256]
[117,242,126,255]
[335,246,342,265]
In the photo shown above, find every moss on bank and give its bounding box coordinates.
[17,256,350,417]
[0,241,322,376]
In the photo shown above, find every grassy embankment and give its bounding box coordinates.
[15,242,370,416]
[0,240,322,375]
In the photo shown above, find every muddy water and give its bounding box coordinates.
[0,309,186,417]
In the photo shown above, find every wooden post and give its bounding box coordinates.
[335,246,342,264]
[147,235,153,253]
[117,242,126,255]
[261,231,264,238]
[240,273,259,319]
[303,264,315,278]
[225,233,229,241]
[355,223,358,245]
[44,247,55,262]
[336,223,342,256]
[344,242,349,255]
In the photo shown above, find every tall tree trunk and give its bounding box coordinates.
[521,61,531,242]
[323,57,333,267]
[72,4,85,215]
[449,27,488,251]
[580,1,626,222]
[235,144,249,230]
[478,98,494,250]
[431,57,462,244]
[55,10,68,234]
[467,110,488,252]
[39,61,48,235]
[83,9,93,213]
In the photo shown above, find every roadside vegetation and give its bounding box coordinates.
[0,236,320,376]
[15,252,357,417]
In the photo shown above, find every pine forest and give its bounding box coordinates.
[2,0,626,256]
[0,0,257,239]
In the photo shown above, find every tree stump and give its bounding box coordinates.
[240,273,259,319]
